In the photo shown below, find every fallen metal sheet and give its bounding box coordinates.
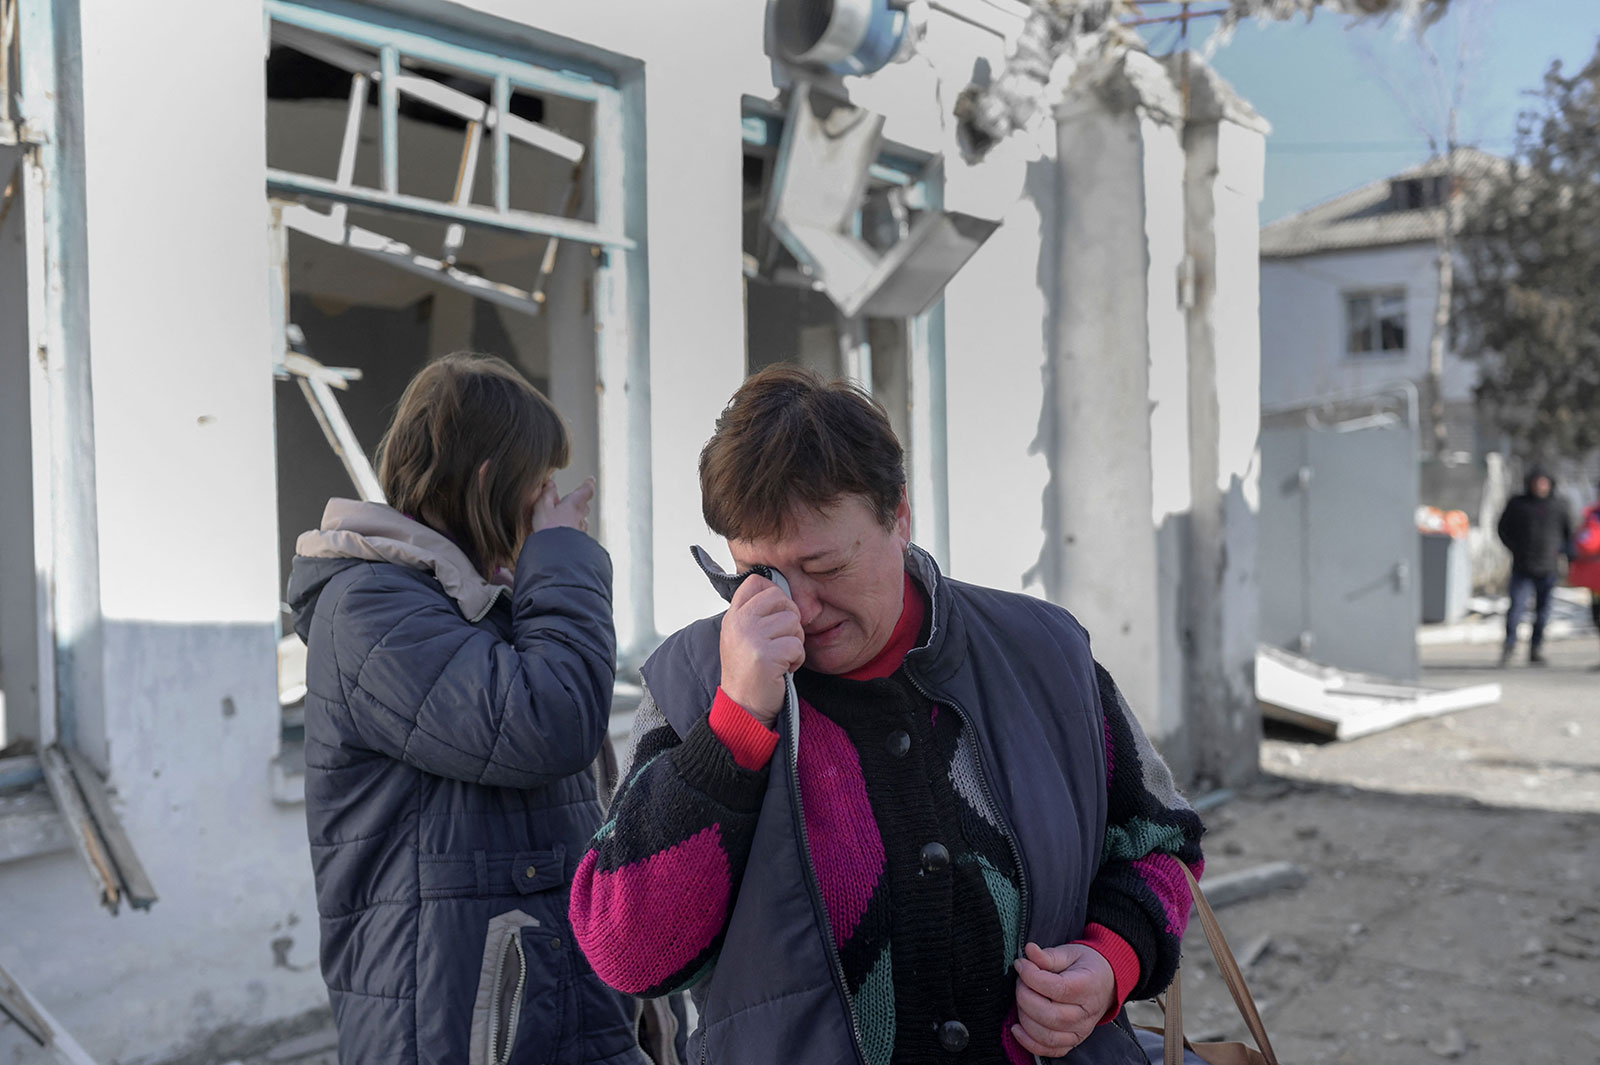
[765,81,998,319]
[1257,646,1501,741]
[0,959,101,1065]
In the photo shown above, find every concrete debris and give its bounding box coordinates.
[1238,934,1273,969]
[263,1027,339,1062]
[1426,1026,1469,1059]
[1257,646,1501,741]
[1191,788,1236,813]
[1201,861,1307,908]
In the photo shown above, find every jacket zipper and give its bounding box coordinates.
[902,670,1032,955]
[487,929,528,1065]
[903,663,1039,1064]
[785,673,871,1065]
[900,576,1032,960]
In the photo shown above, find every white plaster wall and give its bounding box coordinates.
[1260,243,1478,410]
[942,131,1055,596]
[1211,122,1266,711]
[1140,107,1191,743]
[0,2,326,1061]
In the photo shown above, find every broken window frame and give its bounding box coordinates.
[264,0,635,318]
[263,2,653,784]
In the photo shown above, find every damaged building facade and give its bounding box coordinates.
[0,0,1266,1060]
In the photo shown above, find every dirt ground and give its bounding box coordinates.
[233,637,1600,1065]
[1125,635,1600,1065]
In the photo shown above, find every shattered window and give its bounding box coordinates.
[264,3,631,747]
[1346,290,1406,355]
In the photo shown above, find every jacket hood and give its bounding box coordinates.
[285,555,360,643]
[1525,465,1556,494]
[286,499,512,639]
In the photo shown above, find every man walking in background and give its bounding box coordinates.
[1497,465,1573,666]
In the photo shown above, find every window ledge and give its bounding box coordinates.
[271,741,307,807]
[0,783,72,866]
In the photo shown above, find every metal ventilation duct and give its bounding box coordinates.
[771,0,918,77]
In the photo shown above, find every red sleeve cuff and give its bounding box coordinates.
[1075,923,1141,1024]
[709,688,779,771]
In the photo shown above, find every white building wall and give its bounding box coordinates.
[1142,101,1194,746]
[1260,243,1477,411]
[942,147,1056,595]
[0,3,1063,1061]
[0,2,327,1062]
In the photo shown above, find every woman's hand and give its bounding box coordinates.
[529,477,596,535]
[719,575,805,726]
[1011,942,1116,1058]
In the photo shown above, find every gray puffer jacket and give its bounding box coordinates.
[286,499,646,1065]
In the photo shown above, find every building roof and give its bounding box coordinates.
[1260,147,1507,260]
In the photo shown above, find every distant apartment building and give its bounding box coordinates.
[1259,148,1507,458]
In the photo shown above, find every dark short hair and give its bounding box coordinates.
[378,352,570,576]
[699,365,905,541]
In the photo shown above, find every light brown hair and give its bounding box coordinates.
[378,352,570,576]
[699,364,905,542]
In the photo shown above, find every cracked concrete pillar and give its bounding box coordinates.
[1173,56,1269,788]
[1049,51,1189,754]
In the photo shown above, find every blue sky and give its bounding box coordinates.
[1181,0,1600,222]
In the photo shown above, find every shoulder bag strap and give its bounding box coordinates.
[1163,864,1281,1065]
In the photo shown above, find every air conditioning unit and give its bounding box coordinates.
[771,0,925,77]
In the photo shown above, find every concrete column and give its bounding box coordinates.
[1046,53,1186,744]
[1172,58,1269,788]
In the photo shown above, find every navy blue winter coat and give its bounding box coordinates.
[287,500,647,1065]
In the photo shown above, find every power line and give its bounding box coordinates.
[1268,138,1515,154]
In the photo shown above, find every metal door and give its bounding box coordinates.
[1260,422,1420,680]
